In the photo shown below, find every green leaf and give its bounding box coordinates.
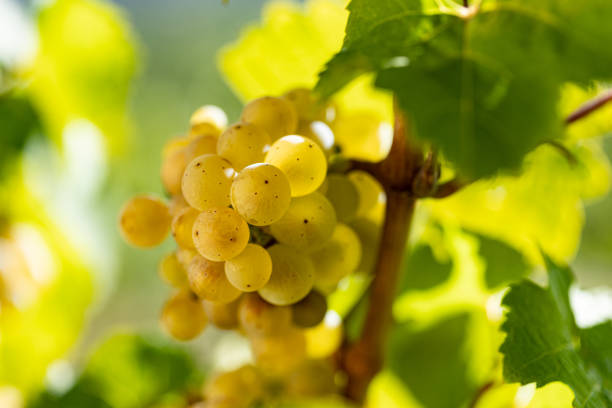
[397,244,452,293]
[388,313,479,408]
[580,322,612,388]
[500,260,612,407]
[0,93,40,176]
[474,233,530,289]
[317,0,612,178]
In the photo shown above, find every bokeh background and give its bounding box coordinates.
[1,0,611,407]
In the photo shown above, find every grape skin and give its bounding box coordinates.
[187,255,241,303]
[283,88,326,122]
[311,223,362,293]
[190,104,227,136]
[192,207,250,261]
[265,135,327,197]
[324,174,360,222]
[203,297,240,330]
[159,252,189,289]
[118,195,171,247]
[204,365,263,408]
[269,192,336,252]
[240,96,297,140]
[230,163,291,226]
[181,154,235,211]
[217,122,270,170]
[258,244,315,306]
[160,291,207,341]
[184,134,217,163]
[238,293,293,337]
[292,290,327,328]
[225,244,272,292]
[161,149,187,195]
[171,206,200,249]
[348,170,383,216]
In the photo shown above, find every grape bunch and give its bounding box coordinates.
[118,89,384,407]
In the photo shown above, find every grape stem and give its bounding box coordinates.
[339,100,419,402]
[565,88,612,125]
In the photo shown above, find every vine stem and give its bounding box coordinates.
[340,101,421,402]
[565,89,612,125]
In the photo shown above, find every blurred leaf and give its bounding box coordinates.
[473,233,530,289]
[317,0,612,178]
[500,259,612,407]
[31,0,138,153]
[388,313,479,408]
[580,322,612,387]
[28,377,111,408]
[397,244,452,294]
[0,93,40,176]
[273,397,357,408]
[561,84,612,142]
[82,333,197,408]
[426,140,611,263]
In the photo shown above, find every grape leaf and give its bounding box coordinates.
[317,0,612,178]
[500,259,612,407]
[473,232,530,289]
[388,313,479,408]
[0,93,40,177]
[397,244,452,293]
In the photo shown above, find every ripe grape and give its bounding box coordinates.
[160,291,207,341]
[324,174,359,222]
[283,88,326,122]
[176,247,198,268]
[240,96,297,140]
[187,255,241,303]
[350,217,381,273]
[168,194,189,217]
[348,170,383,216]
[190,104,227,136]
[285,360,337,397]
[181,155,235,211]
[192,207,250,261]
[238,293,293,337]
[265,135,327,197]
[292,290,327,328]
[311,223,362,292]
[269,192,336,252]
[230,163,291,226]
[217,122,270,170]
[296,120,335,153]
[171,206,200,249]
[258,244,315,306]
[161,149,187,195]
[162,136,190,157]
[251,327,306,376]
[203,298,240,330]
[184,134,218,163]
[225,244,272,292]
[204,365,263,408]
[159,252,189,289]
[118,195,171,247]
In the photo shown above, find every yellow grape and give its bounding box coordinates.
[187,255,241,303]
[230,163,291,226]
[251,327,307,376]
[203,298,240,330]
[258,244,315,306]
[240,96,297,140]
[161,149,187,196]
[296,120,335,153]
[181,155,235,211]
[324,174,360,222]
[304,312,343,358]
[192,207,250,261]
[348,170,383,216]
[118,195,171,247]
[176,247,198,268]
[184,134,217,163]
[350,217,381,273]
[269,192,336,252]
[168,194,189,217]
[162,136,190,157]
[204,365,263,408]
[291,290,327,328]
[283,88,327,122]
[190,104,227,136]
[171,206,200,249]
[333,112,393,161]
[285,360,337,397]
[158,252,189,289]
[311,223,362,292]
[217,122,270,170]
[225,244,272,292]
[265,135,327,197]
[238,293,293,337]
[160,291,207,341]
